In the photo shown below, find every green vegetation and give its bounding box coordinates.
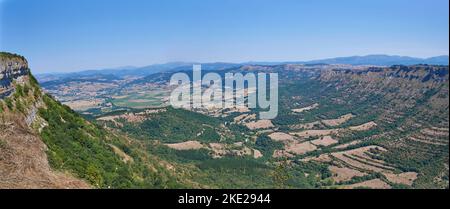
[117,107,243,143]
[146,144,212,163]
[3,59,447,189]
[38,94,182,188]
[140,124,323,188]
[185,157,321,189]
[4,97,13,110]
[254,134,283,158]
[0,52,26,60]
[0,139,5,149]
[111,91,168,108]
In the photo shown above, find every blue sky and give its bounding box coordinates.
[1,0,449,73]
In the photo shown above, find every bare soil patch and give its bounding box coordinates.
[166,141,204,150]
[290,129,339,138]
[233,114,256,124]
[209,143,254,159]
[322,113,354,126]
[421,128,449,137]
[253,149,263,159]
[342,179,391,189]
[0,119,90,189]
[245,120,274,130]
[383,172,418,186]
[311,136,338,146]
[289,121,322,130]
[301,154,333,163]
[97,109,166,124]
[273,150,295,158]
[109,144,134,163]
[292,103,319,113]
[349,121,377,131]
[329,166,366,183]
[268,132,295,142]
[331,146,394,173]
[285,141,317,155]
[63,99,103,111]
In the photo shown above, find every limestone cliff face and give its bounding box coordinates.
[0,52,30,98]
[317,64,449,121]
[0,52,90,189]
[319,65,449,83]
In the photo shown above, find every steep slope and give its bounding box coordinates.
[0,52,90,188]
[0,52,190,189]
[317,65,449,188]
[273,64,448,188]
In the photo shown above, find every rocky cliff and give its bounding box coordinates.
[1,52,181,189]
[0,52,30,98]
[0,52,90,188]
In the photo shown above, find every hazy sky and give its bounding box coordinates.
[1,0,449,73]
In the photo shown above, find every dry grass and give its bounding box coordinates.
[285,141,317,155]
[329,166,366,182]
[292,103,319,113]
[272,150,295,158]
[245,120,274,130]
[342,179,391,189]
[290,129,339,138]
[331,146,394,173]
[97,109,165,124]
[301,154,333,163]
[109,144,134,164]
[0,115,90,189]
[289,121,322,130]
[63,99,103,111]
[349,121,377,131]
[233,114,256,124]
[208,143,253,159]
[311,136,338,146]
[383,172,418,186]
[165,141,204,150]
[268,132,295,142]
[421,128,449,137]
[321,113,354,126]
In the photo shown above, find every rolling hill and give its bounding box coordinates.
[2,52,449,189]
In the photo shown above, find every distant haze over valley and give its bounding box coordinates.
[36,54,449,78]
[1,0,449,191]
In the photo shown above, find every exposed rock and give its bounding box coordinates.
[0,52,29,98]
[1,53,90,188]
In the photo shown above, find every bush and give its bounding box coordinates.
[4,98,13,110]
[38,94,166,188]
[254,135,283,157]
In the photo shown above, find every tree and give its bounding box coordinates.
[270,158,291,189]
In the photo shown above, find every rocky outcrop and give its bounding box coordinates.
[1,52,90,189]
[319,65,449,84]
[0,52,30,98]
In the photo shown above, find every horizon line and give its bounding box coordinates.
[31,53,449,75]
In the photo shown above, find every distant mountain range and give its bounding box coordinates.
[36,55,448,81]
[301,55,449,66]
[36,62,241,81]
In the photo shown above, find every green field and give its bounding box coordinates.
[111,91,169,108]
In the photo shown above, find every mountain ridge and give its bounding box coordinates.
[303,54,449,66]
[35,54,449,80]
